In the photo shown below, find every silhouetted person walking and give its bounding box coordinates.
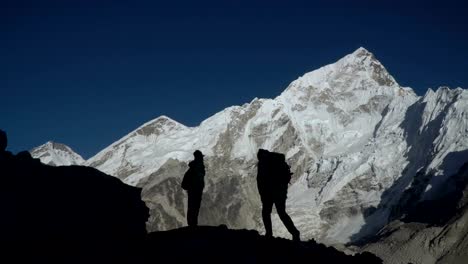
[257,149,300,241]
[181,150,206,227]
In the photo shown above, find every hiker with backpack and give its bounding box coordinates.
[181,150,206,227]
[257,149,300,241]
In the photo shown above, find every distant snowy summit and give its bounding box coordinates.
[30,47,468,245]
[30,141,84,166]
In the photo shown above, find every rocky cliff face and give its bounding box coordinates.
[33,47,468,245]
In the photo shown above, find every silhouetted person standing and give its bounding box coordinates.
[181,150,206,227]
[0,129,13,162]
[257,149,300,241]
[0,129,7,153]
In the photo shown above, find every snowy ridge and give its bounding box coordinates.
[30,141,85,166]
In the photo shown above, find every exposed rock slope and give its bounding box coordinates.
[359,162,468,264]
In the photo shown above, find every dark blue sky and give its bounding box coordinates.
[2,0,467,158]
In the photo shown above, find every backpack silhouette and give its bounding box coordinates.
[181,167,191,190]
[268,151,292,185]
[258,150,292,191]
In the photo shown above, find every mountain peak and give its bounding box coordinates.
[154,115,171,122]
[334,47,397,87]
[351,47,373,57]
[282,47,399,97]
[132,115,187,137]
[147,115,185,127]
[339,47,379,68]
[42,141,71,152]
[30,141,84,166]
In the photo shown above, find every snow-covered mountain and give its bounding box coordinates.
[30,141,85,166]
[34,47,468,245]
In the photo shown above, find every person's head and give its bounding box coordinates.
[193,150,204,160]
[0,130,7,152]
[257,149,269,161]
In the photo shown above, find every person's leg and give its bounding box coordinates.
[261,199,274,237]
[187,190,202,226]
[275,197,300,241]
[187,191,194,226]
[192,190,202,226]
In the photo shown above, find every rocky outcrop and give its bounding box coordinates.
[1,144,149,248]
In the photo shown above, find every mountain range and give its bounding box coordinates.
[31,47,468,248]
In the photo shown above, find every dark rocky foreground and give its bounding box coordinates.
[0,148,380,263]
[7,226,382,264]
[145,226,381,264]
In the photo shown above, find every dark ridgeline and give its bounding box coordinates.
[146,225,382,264]
[257,149,300,241]
[181,150,206,227]
[0,130,382,263]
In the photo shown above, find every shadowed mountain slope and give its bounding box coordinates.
[358,162,468,264]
